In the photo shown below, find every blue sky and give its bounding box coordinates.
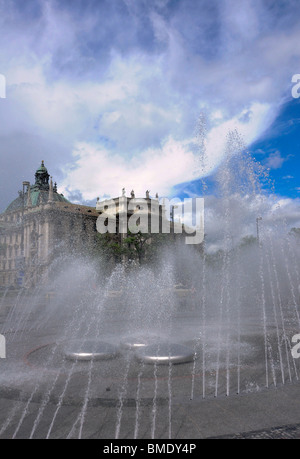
[0,0,299,231]
[174,96,300,199]
[251,97,300,199]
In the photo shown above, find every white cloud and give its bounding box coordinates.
[198,102,274,177]
[60,137,196,200]
[264,151,287,170]
[55,100,276,201]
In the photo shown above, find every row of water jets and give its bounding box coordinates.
[1,237,299,438]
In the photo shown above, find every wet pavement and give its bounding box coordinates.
[1,293,300,439]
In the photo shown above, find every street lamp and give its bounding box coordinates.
[256,216,262,245]
[171,205,179,237]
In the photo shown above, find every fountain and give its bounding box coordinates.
[135,343,195,365]
[0,132,299,439]
[64,340,119,361]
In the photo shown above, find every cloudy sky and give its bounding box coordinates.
[0,0,299,234]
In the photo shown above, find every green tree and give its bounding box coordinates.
[96,230,170,265]
[123,231,170,264]
[239,235,258,248]
[94,232,126,263]
[289,227,300,238]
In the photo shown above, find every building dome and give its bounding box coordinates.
[3,161,70,213]
[35,160,48,173]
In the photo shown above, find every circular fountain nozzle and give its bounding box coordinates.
[64,340,119,361]
[121,334,162,350]
[135,343,195,365]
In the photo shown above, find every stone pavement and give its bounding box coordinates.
[1,364,300,438]
[214,423,300,439]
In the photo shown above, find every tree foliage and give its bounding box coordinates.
[95,230,170,264]
[289,227,300,238]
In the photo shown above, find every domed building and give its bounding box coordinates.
[0,162,203,288]
[5,161,70,213]
[0,161,99,288]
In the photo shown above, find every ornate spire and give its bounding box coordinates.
[34,160,49,190]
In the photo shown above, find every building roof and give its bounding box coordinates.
[4,189,70,213]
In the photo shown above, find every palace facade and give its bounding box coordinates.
[0,162,99,288]
[0,161,202,289]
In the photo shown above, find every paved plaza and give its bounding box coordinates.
[1,292,300,439]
